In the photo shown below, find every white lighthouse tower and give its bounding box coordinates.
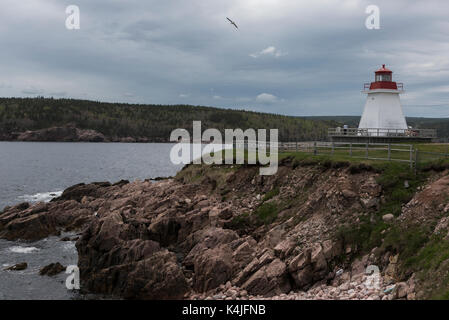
[358,65,407,135]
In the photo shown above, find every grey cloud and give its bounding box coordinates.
[22,88,44,95]
[0,0,447,116]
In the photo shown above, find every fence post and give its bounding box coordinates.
[365,143,368,159]
[314,141,317,155]
[409,145,413,170]
[331,142,334,155]
[349,143,352,157]
[388,143,391,160]
[296,141,298,152]
[414,148,418,175]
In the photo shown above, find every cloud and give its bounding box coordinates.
[21,87,44,95]
[250,46,287,58]
[0,0,448,116]
[48,91,68,97]
[256,93,278,104]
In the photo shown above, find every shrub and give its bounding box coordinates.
[255,202,279,225]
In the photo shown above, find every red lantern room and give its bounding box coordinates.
[364,64,403,91]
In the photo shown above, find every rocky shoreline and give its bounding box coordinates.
[1,159,448,300]
[0,125,168,143]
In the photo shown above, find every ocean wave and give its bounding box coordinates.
[9,246,40,254]
[17,190,63,203]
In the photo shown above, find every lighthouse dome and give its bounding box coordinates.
[369,64,399,90]
[375,64,392,74]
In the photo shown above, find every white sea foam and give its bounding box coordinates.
[63,242,76,251]
[17,190,63,203]
[9,246,40,254]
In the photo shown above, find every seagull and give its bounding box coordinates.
[226,17,238,29]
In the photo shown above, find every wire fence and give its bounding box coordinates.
[278,141,416,168]
[235,141,449,171]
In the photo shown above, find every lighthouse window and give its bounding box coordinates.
[376,74,391,81]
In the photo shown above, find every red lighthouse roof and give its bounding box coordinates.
[375,64,392,74]
[363,64,403,91]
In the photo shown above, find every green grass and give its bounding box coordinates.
[228,203,280,230]
[374,162,427,216]
[403,235,449,271]
[415,143,449,154]
[382,225,430,263]
[228,213,251,230]
[254,202,279,225]
[281,142,449,167]
[336,216,388,254]
[335,160,428,258]
[397,233,449,300]
[263,187,280,202]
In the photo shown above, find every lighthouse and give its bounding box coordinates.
[358,65,408,135]
[328,65,436,142]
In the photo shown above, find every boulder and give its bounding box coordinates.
[5,262,27,271]
[55,182,110,202]
[288,250,311,273]
[241,259,291,296]
[310,243,327,271]
[322,240,341,260]
[341,189,357,199]
[384,254,399,284]
[393,282,408,299]
[218,207,233,220]
[0,211,56,241]
[274,239,296,259]
[382,214,394,222]
[192,246,234,292]
[40,262,66,276]
[232,240,256,267]
[291,265,314,289]
[147,214,181,246]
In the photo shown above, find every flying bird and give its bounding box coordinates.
[226,17,238,29]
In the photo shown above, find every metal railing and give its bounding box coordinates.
[231,140,449,171]
[363,82,404,91]
[328,127,437,138]
[278,141,416,168]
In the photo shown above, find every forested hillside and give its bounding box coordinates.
[0,97,336,142]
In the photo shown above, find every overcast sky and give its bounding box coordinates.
[0,0,448,117]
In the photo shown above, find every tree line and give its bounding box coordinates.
[0,97,337,142]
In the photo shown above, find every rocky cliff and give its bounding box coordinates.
[13,125,106,142]
[2,125,157,142]
[2,158,449,299]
